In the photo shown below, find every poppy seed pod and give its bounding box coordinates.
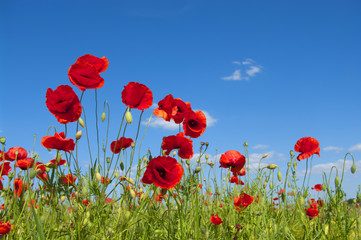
[125,110,132,124]
[75,130,82,140]
[78,118,85,128]
[101,112,106,122]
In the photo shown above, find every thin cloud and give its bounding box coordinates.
[323,146,344,153]
[221,58,262,81]
[252,144,269,150]
[143,110,216,130]
[299,159,361,175]
[349,143,361,152]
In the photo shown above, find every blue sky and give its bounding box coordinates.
[1,0,361,198]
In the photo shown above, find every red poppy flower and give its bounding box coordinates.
[110,137,134,154]
[41,132,75,153]
[45,85,82,124]
[60,174,77,185]
[15,158,34,170]
[306,207,318,218]
[4,147,28,161]
[121,82,153,111]
[278,189,285,195]
[294,137,320,161]
[172,98,191,124]
[0,181,3,191]
[141,156,184,189]
[0,162,11,180]
[183,110,207,138]
[312,184,323,191]
[83,199,89,207]
[75,54,109,73]
[210,213,223,225]
[317,199,324,207]
[0,220,11,235]
[153,94,177,122]
[230,176,240,184]
[49,158,66,166]
[105,198,113,203]
[154,192,165,203]
[14,178,23,198]
[161,132,194,159]
[310,203,319,209]
[234,193,254,211]
[219,150,246,174]
[68,54,108,91]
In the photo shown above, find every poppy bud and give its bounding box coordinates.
[201,141,205,146]
[262,153,269,159]
[269,183,273,189]
[0,137,5,144]
[205,154,209,160]
[322,184,326,191]
[277,170,282,182]
[208,162,215,168]
[101,112,106,122]
[186,160,190,165]
[263,181,268,189]
[45,167,50,172]
[223,178,226,182]
[172,151,177,157]
[106,157,110,164]
[351,163,356,174]
[335,176,340,187]
[75,130,82,140]
[131,142,135,148]
[243,142,248,147]
[114,171,118,178]
[120,162,124,171]
[126,177,135,185]
[290,150,294,156]
[266,164,278,170]
[60,196,66,203]
[95,172,102,183]
[125,109,132,124]
[162,150,166,156]
[293,161,297,170]
[196,158,200,163]
[78,117,85,128]
[129,189,136,198]
[194,166,201,173]
[299,197,304,206]
[29,169,37,179]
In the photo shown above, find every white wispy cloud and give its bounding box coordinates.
[221,58,262,81]
[323,146,344,153]
[144,110,217,130]
[221,69,242,81]
[246,66,261,77]
[349,143,361,152]
[252,144,269,150]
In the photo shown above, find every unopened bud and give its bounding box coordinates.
[120,162,124,171]
[293,161,297,170]
[125,110,132,124]
[95,172,102,183]
[106,157,110,164]
[129,189,136,198]
[243,142,248,147]
[186,160,190,165]
[0,137,5,144]
[29,169,37,179]
[78,118,85,128]
[351,163,356,174]
[114,171,118,178]
[335,176,340,187]
[322,183,326,191]
[162,150,166,156]
[172,151,177,157]
[263,181,268,189]
[126,177,135,185]
[262,153,269,159]
[290,150,294,156]
[266,164,278,170]
[208,162,215,168]
[131,142,135,148]
[269,182,273,189]
[277,170,282,182]
[194,166,201,173]
[60,196,66,203]
[75,130,82,140]
[101,112,106,122]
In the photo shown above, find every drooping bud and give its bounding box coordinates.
[261,153,269,159]
[277,170,282,182]
[101,112,106,122]
[75,130,82,140]
[194,166,201,173]
[125,109,132,124]
[95,172,102,183]
[335,176,340,187]
[78,118,85,128]
[351,163,356,174]
[266,164,278,170]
